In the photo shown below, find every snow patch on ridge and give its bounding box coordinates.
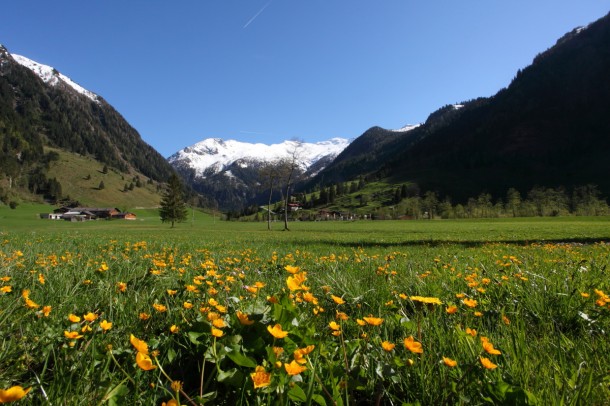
[12,54,99,102]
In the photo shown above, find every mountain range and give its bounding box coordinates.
[0,44,174,205]
[2,11,610,212]
[310,12,610,203]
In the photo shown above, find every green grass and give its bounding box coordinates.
[1,206,610,404]
[44,147,162,209]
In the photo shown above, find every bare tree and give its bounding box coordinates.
[278,140,303,231]
[259,161,281,230]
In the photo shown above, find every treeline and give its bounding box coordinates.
[383,184,608,219]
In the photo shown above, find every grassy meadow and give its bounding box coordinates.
[1,204,610,404]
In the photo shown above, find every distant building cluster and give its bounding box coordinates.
[40,207,136,222]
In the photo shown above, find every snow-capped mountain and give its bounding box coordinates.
[169,137,351,179]
[11,52,99,102]
[168,137,352,210]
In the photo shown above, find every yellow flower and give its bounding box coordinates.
[24,298,39,309]
[381,341,396,352]
[0,386,31,403]
[166,289,177,296]
[130,334,149,354]
[465,327,477,337]
[480,356,498,370]
[250,366,272,389]
[443,357,458,367]
[462,298,478,308]
[170,325,180,334]
[0,286,11,294]
[335,311,349,321]
[284,360,307,376]
[331,295,345,305]
[116,282,127,292]
[170,380,182,392]
[445,305,458,314]
[153,303,167,312]
[183,301,194,309]
[64,330,83,339]
[481,337,501,355]
[410,296,442,305]
[42,305,52,317]
[294,345,315,364]
[139,312,151,321]
[83,312,98,322]
[328,321,341,331]
[68,314,81,323]
[403,336,423,354]
[502,315,511,325]
[212,318,226,328]
[267,324,289,339]
[162,399,178,406]
[100,320,113,331]
[236,310,255,326]
[38,273,45,284]
[211,327,224,338]
[356,319,366,326]
[136,351,157,371]
[284,265,300,274]
[362,316,384,326]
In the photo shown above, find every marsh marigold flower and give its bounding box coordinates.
[331,295,345,305]
[462,298,478,308]
[64,331,83,339]
[446,305,458,314]
[403,336,423,354]
[284,265,300,274]
[136,351,157,371]
[381,341,396,352]
[267,324,289,339]
[41,305,52,317]
[250,366,272,389]
[480,356,498,370]
[481,337,501,355]
[284,360,307,375]
[83,312,97,322]
[465,327,477,337]
[211,327,224,338]
[362,316,384,326]
[100,320,112,331]
[443,357,458,367]
[170,325,180,334]
[0,385,31,403]
[153,303,167,313]
[236,310,255,326]
[294,345,315,364]
[130,334,149,354]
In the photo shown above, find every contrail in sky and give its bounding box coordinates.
[243,0,273,29]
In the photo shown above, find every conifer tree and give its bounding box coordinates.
[159,173,188,227]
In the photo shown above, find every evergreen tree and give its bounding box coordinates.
[98,180,105,190]
[159,173,188,227]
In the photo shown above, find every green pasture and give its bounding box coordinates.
[1,204,610,404]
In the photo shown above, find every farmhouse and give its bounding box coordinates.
[45,207,137,221]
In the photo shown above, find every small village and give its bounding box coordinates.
[40,207,137,221]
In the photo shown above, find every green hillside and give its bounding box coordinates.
[45,148,162,210]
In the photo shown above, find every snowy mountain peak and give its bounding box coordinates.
[11,53,99,102]
[169,137,351,179]
[391,124,421,133]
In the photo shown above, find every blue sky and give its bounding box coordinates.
[2,1,609,157]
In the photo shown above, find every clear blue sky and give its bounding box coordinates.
[2,1,609,157]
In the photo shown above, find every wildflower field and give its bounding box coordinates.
[1,209,610,405]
